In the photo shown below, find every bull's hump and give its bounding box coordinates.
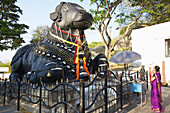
[11,44,31,65]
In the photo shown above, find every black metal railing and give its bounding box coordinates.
[0,69,148,113]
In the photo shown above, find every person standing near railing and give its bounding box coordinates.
[151,66,164,113]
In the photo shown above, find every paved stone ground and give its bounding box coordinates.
[0,104,20,113]
[0,86,170,113]
[116,86,170,113]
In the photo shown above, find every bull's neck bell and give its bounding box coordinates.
[47,70,51,77]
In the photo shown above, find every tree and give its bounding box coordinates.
[113,0,170,51]
[80,0,139,57]
[30,25,49,43]
[112,0,144,52]
[88,42,104,48]
[81,0,169,58]
[80,0,124,57]
[0,61,11,73]
[131,0,170,25]
[0,0,29,51]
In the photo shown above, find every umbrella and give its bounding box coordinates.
[109,51,141,64]
[109,51,141,81]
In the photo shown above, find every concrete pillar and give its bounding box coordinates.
[162,61,166,82]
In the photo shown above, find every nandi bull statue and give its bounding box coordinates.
[10,2,108,83]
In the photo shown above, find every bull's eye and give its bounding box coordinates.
[63,6,69,11]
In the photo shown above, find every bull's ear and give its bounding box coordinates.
[50,2,65,21]
[50,12,58,21]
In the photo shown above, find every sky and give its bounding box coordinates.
[0,0,119,63]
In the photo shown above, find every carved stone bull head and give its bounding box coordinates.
[50,2,93,30]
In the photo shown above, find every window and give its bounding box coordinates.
[165,39,170,57]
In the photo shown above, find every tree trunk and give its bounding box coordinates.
[105,45,110,58]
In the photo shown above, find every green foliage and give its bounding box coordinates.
[115,0,170,28]
[30,26,49,43]
[89,26,95,30]
[81,0,115,27]
[122,47,126,51]
[119,27,127,36]
[0,0,29,51]
[88,37,117,48]
[80,0,124,58]
[81,0,169,58]
[129,47,132,51]
[88,42,104,48]
[0,62,11,73]
[137,0,169,25]
[87,0,110,26]
[115,9,137,27]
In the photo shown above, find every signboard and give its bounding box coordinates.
[0,67,9,72]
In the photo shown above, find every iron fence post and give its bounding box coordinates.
[39,78,42,113]
[63,73,67,113]
[17,79,20,111]
[120,73,123,110]
[3,79,7,106]
[104,65,108,113]
[137,71,139,79]
[146,71,148,90]
[80,79,85,113]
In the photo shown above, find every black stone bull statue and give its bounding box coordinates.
[10,2,108,83]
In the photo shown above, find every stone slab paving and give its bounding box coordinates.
[116,86,170,113]
[0,104,20,113]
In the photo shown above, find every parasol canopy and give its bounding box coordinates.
[109,51,141,64]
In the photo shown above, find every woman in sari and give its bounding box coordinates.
[151,66,164,112]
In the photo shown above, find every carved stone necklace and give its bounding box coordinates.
[33,25,91,77]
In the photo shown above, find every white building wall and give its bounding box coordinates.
[131,22,170,84]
